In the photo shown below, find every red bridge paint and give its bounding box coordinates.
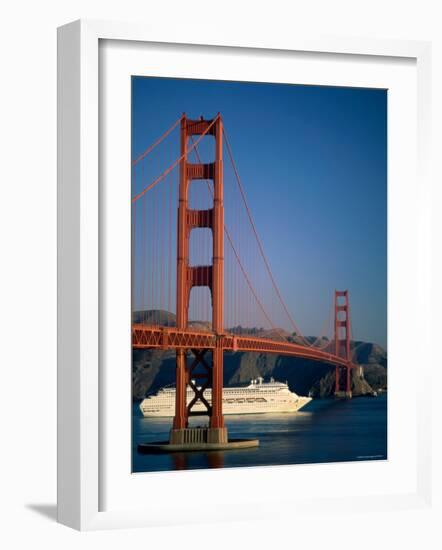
[173,115,225,430]
[132,114,355,432]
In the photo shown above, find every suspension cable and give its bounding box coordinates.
[132,115,183,166]
[223,127,312,346]
[132,115,219,203]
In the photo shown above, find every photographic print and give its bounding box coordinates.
[131,77,387,473]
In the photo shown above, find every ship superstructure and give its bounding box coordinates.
[139,377,311,417]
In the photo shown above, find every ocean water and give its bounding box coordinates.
[132,393,387,473]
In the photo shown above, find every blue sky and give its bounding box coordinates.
[132,77,387,349]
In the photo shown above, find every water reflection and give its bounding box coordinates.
[171,451,225,470]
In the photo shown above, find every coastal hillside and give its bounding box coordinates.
[132,311,387,400]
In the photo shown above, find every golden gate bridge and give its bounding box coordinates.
[132,113,357,448]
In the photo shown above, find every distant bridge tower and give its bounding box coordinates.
[334,290,352,398]
[171,114,227,445]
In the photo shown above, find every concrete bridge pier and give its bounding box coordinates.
[169,426,228,445]
[334,390,353,399]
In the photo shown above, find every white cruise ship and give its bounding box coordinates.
[139,377,312,417]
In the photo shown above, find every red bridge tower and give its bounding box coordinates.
[334,290,352,398]
[170,114,228,445]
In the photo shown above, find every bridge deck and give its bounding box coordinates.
[132,324,354,369]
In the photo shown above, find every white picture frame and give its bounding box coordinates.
[57,19,432,531]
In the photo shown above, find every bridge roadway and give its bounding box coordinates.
[132,324,354,369]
